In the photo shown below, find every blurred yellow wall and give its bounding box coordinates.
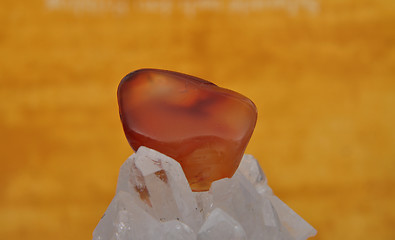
[1,0,394,239]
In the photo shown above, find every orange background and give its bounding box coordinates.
[1,0,394,239]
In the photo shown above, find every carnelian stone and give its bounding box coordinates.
[118,69,257,191]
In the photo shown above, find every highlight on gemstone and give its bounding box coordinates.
[117,69,257,191]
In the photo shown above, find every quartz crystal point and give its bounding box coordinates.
[93,147,317,240]
[236,155,317,240]
[116,147,202,232]
[117,69,257,191]
[237,154,273,196]
[210,172,285,240]
[269,196,317,240]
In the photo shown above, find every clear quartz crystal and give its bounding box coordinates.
[116,147,202,231]
[237,154,273,196]
[197,208,247,240]
[93,147,317,240]
[210,173,279,240]
[92,191,163,240]
[269,196,317,240]
[194,191,214,220]
[237,154,317,240]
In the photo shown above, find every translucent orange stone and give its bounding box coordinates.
[118,69,257,191]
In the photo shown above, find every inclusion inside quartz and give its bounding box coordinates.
[117,69,257,191]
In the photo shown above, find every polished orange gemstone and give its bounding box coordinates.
[118,69,257,191]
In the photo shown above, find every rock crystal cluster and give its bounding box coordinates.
[93,69,316,239]
[92,147,317,240]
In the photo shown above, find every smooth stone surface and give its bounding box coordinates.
[118,69,257,191]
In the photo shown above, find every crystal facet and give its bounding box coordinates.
[237,154,273,196]
[197,208,247,240]
[269,196,317,240]
[117,69,257,191]
[210,173,269,239]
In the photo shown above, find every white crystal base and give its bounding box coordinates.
[93,147,317,240]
